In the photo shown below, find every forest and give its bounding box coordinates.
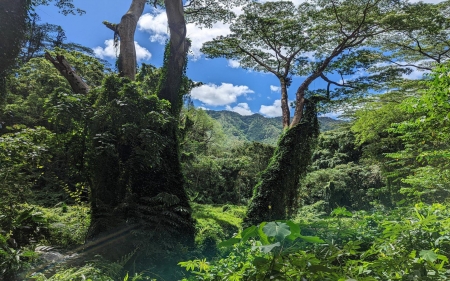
[0,0,449,280]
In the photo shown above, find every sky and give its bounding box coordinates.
[36,0,441,118]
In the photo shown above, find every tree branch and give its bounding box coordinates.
[320,73,358,88]
[45,52,89,94]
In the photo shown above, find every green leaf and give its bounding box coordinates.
[298,235,325,244]
[331,207,352,217]
[263,222,291,241]
[419,250,438,263]
[284,220,301,240]
[258,222,270,245]
[218,237,241,248]
[240,225,258,243]
[437,254,448,263]
[253,242,280,253]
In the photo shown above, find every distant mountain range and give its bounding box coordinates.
[206,110,344,145]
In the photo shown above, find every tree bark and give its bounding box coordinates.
[0,0,28,93]
[159,0,191,112]
[104,0,146,80]
[280,78,290,129]
[45,52,90,94]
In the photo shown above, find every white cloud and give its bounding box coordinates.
[138,11,232,59]
[226,103,253,116]
[225,102,253,116]
[259,99,282,117]
[138,12,170,44]
[320,111,343,119]
[190,83,254,106]
[93,39,151,61]
[228,60,240,68]
[403,67,428,80]
[270,85,281,92]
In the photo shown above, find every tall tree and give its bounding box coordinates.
[202,0,404,225]
[202,1,310,128]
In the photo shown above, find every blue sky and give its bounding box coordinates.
[36,0,437,118]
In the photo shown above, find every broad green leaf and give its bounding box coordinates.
[252,242,280,253]
[419,250,438,263]
[218,238,241,248]
[284,220,301,240]
[437,254,449,263]
[263,222,291,241]
[258,222,270,245]
[241,225,258,243]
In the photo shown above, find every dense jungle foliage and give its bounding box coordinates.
[1,0,450,280]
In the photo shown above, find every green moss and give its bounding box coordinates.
[244,101,319,226]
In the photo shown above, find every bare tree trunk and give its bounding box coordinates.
[279,78,290,128]
[104,0,146,80]
[45,52,90,94]
[159,0,191,112]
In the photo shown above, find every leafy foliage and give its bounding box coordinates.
[181,203,450,281]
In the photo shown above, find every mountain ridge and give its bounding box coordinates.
[206,110,343,145]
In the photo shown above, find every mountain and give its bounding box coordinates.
[206,110,344,145]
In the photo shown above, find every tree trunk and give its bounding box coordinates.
[244,101,319,226]
[45,52,90,94]
[159,0,191,112]
[0,0,28,94]
[104,0,146,80]
[280,78,290,128]
[45,1,195,272]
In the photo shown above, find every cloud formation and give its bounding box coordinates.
[93,39,152,61]
[190,83,254,106]
[228,60,240,68]
[138,11,232,59]
[259,99,282,117]
[270,85,281,92]
[226,103,253,115]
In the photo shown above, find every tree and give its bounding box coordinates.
[202,0,404,225]
[385,63,450,201]
[376,0,450,71]
[0,0,83,92]
[0,0,28,77]
[202,1,312,128]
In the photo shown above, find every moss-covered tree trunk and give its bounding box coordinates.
[244,101,318,226]
[0,0,27,93]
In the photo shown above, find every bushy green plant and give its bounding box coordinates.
[36,204,90,247]
[0,232,38,281]
[181,203,450,280]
